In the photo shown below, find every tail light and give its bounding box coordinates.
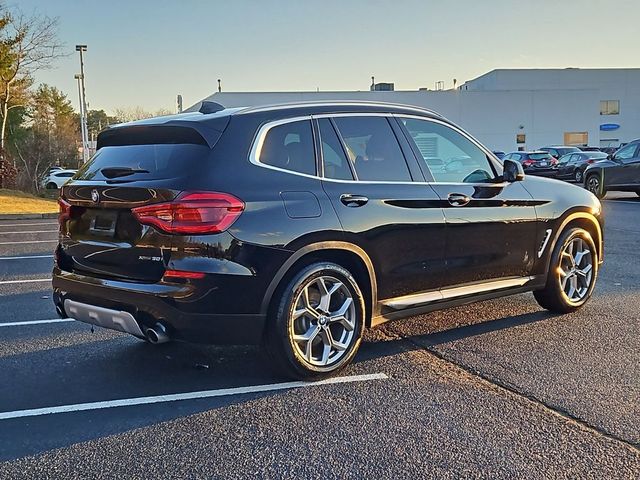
[550,158,558,166]
[132,191,244,235]
[587,159,595,164]
[522,160,534,167]
[58,198,85,226]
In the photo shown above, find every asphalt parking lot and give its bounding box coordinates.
[0,193,638,478]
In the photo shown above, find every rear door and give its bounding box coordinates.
[317,115,447,301]
[59,128,212,282]
[397,116,539,287]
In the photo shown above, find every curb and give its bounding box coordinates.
[0,213,58,220]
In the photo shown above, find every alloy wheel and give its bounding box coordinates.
[586,175,600,195]
[575,170,583,183]
[557,237,593,303]
[289,275,356,367]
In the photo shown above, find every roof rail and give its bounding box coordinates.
[236,100,443,118]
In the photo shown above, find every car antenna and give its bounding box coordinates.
[199,101,225,114]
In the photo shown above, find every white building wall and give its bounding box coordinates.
[462,69,640,146]
[200,88,600,152]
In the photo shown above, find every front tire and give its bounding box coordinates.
[574,169,583,183]
[533,227,598,313]
[585,173,605,198]
[46,182,58,190]
[265,262,365,380]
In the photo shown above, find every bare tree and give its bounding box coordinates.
[0,6,64,157]
[112,106,173,123]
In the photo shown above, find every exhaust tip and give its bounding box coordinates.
[145,323,169,344]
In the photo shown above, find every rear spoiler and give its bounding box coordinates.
[97,116,230,150]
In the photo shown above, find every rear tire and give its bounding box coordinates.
[533,227,598,313]
[585,173,605,198]
[265,262,365,380]
[46,182,57,190]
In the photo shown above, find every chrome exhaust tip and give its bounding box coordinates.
[145,323,169,344]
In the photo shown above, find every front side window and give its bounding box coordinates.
[318,119,353,180]
[401,118,496,183]
[615,143,638,162]
[259,120,316,176]
[333,116,411,182]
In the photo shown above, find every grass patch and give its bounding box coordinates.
[0,189,58,214]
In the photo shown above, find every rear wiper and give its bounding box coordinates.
[101,167,150,179]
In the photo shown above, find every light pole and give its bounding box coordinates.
[75,45,90,162]
[74,74,87,166]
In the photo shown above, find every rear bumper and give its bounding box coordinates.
[52,267,267,344]
[524,168,558,177]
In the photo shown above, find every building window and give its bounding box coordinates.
[564,132,588,146]
[516,134,526,144]
[600,100,619,115]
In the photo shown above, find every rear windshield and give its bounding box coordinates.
[585,152,607,159]
[529,153,552,160]
[557,148,580,155]
[74,144,210,181]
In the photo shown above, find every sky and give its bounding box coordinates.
[13,0,640,115]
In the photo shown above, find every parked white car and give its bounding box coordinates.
[43,169,77,189]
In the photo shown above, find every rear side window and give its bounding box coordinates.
[318,119,353,180]
[333,116,411,182]
[259,120,316,176]
[75,143,210,181]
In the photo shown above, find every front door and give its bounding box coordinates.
[397,116,539,288]
[608,143,640,188]
[316,115,446,301]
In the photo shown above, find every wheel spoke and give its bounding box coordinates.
[301,286,320,319]
[293,324,321,344]
[576,263,592,277]
[329,297,355,331]
[574,249,590,267]
[319,330,332,365]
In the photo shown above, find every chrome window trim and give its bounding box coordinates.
[248,115,321,180]
[249,112,507,188]
[382,276,535,310]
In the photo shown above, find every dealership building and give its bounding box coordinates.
[194,68,640,153]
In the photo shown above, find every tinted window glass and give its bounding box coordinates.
[318,119,353,180]
[615,143,638,162]
[402,118,495,183]
[333,117,411,182]
[259,120,316,175]
[530,153,552,160]
[75,144,210,181]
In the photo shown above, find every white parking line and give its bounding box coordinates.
[0,372,388,420]
[0,230,58,235]
[0,240,57,245]
[0,278,51,285]
[0,318,73,327]
[0,223,57,228]
[0,255,54,261]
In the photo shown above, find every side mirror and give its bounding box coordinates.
[503,159,525,182]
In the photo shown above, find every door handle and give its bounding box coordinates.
[340,194,369,207]
[447,193,471,207]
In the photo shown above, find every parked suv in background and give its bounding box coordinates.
[503,151,558,177]
[540,145,581,160]
[556,151,608,183]
[583,138,640,198]
[53,101,604,379]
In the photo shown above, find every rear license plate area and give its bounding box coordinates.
[89,211,117,237]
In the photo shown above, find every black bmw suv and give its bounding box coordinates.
[53,101,604,379]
